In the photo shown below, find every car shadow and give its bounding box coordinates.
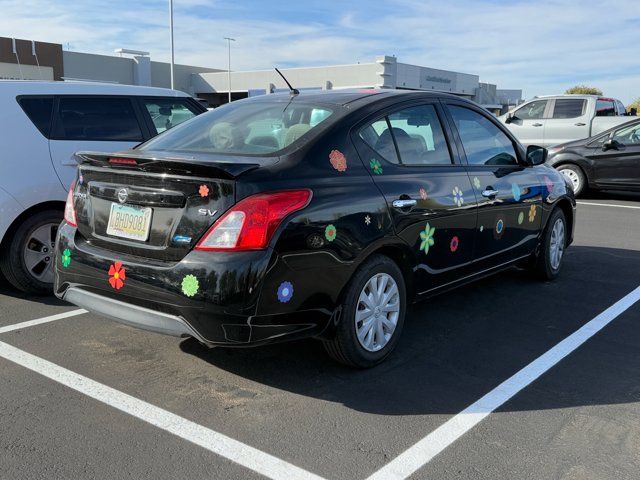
[0,279,68,306]
[180,245,640,415]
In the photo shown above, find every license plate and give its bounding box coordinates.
[106,203,153,241]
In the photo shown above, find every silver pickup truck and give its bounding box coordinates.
[498,95,633,147]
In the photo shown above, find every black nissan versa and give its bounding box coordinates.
[54,89,576,367]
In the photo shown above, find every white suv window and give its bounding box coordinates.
[552,99,586,119]
[142,99,199,134]
[514,100,548,120]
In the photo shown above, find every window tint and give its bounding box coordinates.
[18,96,54,137]
[360,118,400,164]
[55,97,143,141]
[615,100,627,116]
[612,122,640,145]
[552,99,586,119]
[449,105,518,166]
[142,98,199,134]
[596,99,616,117]
[514,100,547,120]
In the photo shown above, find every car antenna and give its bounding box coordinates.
[275,67,299,96]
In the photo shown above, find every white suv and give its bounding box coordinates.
[0,81,206,294]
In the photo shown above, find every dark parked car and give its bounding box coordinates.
[547,118,640,196]
[54,90,576,367]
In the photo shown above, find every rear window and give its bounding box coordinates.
[595,99,616,117]
[18,96,54,138]
[138,100,334,156]
[552,99,586,119]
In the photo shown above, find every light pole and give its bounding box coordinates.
[169,0,175,89]
[224,37,235,103]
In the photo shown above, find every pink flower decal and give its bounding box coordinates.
[199,184,210,198]
[450,236,459,253]
[544,176,554,194]
[419,188,428,200]
[329,150,347,172]
[108,262,126,290]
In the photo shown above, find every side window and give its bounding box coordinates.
[141,98,199,135]
[615,100,627,116]
[596,99,616,117]
[18,96,54,138]
[449,105,519,166]
[54,97,143,141]
[612,123,640,145]
[359,118,400,164]
[514,100,547,120]
[552,99,586,119]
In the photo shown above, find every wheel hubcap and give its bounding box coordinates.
[355,273,400,352]
[559,169,580,192]
[549,218,565,270]
[22,222,59,284]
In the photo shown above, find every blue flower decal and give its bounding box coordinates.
[512,183,521,202]
[277,281,294,303]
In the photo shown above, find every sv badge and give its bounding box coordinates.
[198,208,218,217]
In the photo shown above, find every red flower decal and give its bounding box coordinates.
[450,236,459,253]
[544,176,554,194]
[419,188,428,200]
[199,184,210,198]
[329,150,347,172]
[108,262,126,290]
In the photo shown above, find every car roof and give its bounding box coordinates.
[0,80,190,97]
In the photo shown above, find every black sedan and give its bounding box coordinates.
[547,118,640,196]
[55,90,575,367]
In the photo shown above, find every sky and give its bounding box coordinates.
[1,0,639,103]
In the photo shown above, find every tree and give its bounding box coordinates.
[565,85,603,95]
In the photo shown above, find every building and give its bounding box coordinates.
[192,55,523,112]
[0,37,221,95]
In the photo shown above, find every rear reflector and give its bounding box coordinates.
[196,189,312,251]
[64,180,77,227]
[109,157,138,165]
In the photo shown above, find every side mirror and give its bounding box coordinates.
[526,145,547,166]
[602,138,623,151]
[505,113,514,124]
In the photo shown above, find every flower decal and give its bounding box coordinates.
[494,216,505,239]
[277,281,294,303]
[479,225,484,232]
[370,158,383,175]
[473,177,481,190]
[199,184,210,198]
[512,183,521,202]
[450,236,459,253]
[419,188,428,201]
[108,262,126,290]
[329,149,347,172]
[452,186,464,207]
[61,248,72,268]
[518,211,524,225]
[528,204,537,222]
[325,224,337,242]
[181,275,199,297]
[419,223,436,255]
[364,215,371,225]
[544,176,554,195]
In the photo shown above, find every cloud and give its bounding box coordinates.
[1,0,638,102]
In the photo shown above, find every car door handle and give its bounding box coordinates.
[392,199,417,209]
[574,122,586,126]
[481,188,499,198]
[532,123,543,127]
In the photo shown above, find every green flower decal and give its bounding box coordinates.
[370,158,383,175]
[181,274,199,297]
[518,211,524,225]
[473,176,481,190]
[325,224,337,242]
[61,248,72,268]
[419,223,436,255]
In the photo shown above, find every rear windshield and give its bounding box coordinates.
[138,100,334,156]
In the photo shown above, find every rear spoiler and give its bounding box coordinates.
[74,151,263,180]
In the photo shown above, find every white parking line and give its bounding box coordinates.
[577,201,640,210]
[0,309,87,335]
[0,340,325,480]
[367,285,640,480]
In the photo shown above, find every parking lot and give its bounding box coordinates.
[1,193,639,480]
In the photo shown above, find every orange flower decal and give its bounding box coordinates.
[329,149,347,172]
[108,261,126,290]
[199,184,210,198]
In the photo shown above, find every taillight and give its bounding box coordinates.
[195,189,312,251]
[109,157,138,165]
[64,180,77,227]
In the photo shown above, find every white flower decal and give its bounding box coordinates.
[452,186,464,207]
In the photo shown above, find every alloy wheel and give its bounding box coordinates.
[549,218,565,270]
[559,168,580,193]
[21,222,59,284]
[355,273,400,352]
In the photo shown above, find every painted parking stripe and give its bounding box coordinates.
[368,285,640,480]
[0,309,87,335]
[577,201,640,210]
[0,340,324,480]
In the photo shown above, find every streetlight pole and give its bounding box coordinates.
[224,37,235,103]
[169,0,175,89]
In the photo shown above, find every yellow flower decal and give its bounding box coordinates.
[419,223,435,254]
[528,205,537,222]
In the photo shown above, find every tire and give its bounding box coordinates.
[0,210,63,295]
[324,254,406,368]
[533,208,567,281]
[556,164,586,197]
